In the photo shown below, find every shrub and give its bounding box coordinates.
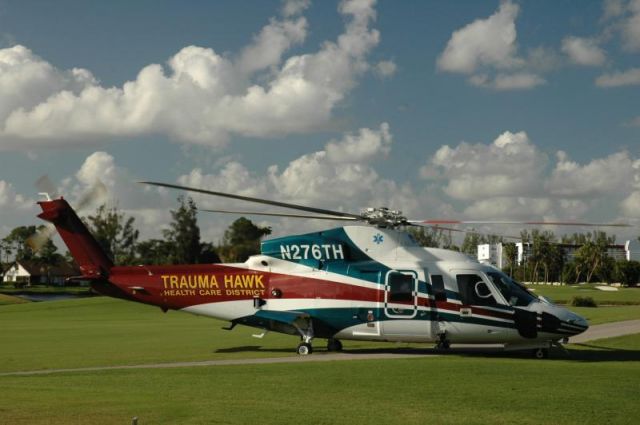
[571,296,597,307]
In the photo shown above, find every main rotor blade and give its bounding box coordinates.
[412,223,522,240]
[411,220,631,227]
[200,208,359,221]
[140,181,363,219]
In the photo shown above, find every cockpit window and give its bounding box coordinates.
[487,272,537,307]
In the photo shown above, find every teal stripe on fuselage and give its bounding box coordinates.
[241,307,516,338]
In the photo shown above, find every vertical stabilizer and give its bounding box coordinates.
[37,198,113,277]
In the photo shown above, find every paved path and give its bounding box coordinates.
[3,320,640,377]
[568,319,640,344]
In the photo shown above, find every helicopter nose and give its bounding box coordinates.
[561,311,589,336]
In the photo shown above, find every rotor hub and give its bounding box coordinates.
[361,207,407,227]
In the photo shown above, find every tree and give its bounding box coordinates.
[461,232,483,255]
[135,239,173,265]
[1,226,38,263]
[406,226,443,248]
[86,204,139,265]
[217,217,271,262]
[502,242,518,277]
[614,260,640,286]
[162,196,202,264]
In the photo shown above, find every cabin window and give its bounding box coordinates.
[430,275,447,302]
[456,274,497,306]
[385,271,416,318]
[388,273,414,302]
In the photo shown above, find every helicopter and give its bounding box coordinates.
[32,181,627,359]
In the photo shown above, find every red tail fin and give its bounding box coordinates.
[37,198,113,278]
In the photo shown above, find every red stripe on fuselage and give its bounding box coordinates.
[103,264,515,321]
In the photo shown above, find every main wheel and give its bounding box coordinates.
[435,340,450,350]
[533,348,549,359]
[327,338,343,352]
[297,343,313,355]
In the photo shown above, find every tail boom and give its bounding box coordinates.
[37,198,113,278]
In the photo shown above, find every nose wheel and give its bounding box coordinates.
[297,342,313,355]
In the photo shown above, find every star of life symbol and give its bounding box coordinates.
[373,233,384,245]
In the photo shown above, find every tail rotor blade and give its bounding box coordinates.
[26,223,56,252]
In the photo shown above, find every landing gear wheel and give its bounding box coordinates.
[533,348,549,359]
[435,340,450,350]
[327,338,343,352]
[297,342,313,356]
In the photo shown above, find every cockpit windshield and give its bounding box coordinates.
[487,272,537,307]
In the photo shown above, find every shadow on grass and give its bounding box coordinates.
[214,345,294,354]
[214,344,640,362]
[562,344,640,362]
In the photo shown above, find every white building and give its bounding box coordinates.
[477,240,640,268]
[2,260,78,287]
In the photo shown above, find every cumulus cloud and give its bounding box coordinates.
[373,60,397,78]
[547,151,636,197]
[621,0,640,51]
[0,0,381,151]
[179,123,396,209]
[173,122,439,239]
[561,36,606,66]
[0,180,32,210]
[596,67,640,86]
[469,72,546,90]
[437,1,521,74]
[436,1,545,90]
[621,191,640,216]
[325,122,391,163]
[420,130,640,225]
[422,131,547,201]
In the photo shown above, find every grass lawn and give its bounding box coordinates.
[1,298,640,424]
[526,283,640,305]
[572,305,640,324]
[2,296,640,374]
[0,293,30,306]
[0,334,639,425]
[0,285,93,295]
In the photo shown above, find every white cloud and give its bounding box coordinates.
[0,180,32,210]
[603,0,627,21]
[547,151,635,197]
[436,1,546,91]
[561,36,606,66]
[325,122,391,163]
[423,131,547,201]
[0,0,381,151]
[174,123,442,239]
[627,116,640,126]
[373,60,397,78]
[437,1,521,74]
[469,72,546,90]
[236,15,308,75]
[419,131,640,226]
[282,0,311,18]
[621,0,640,52]
[621,191,640,217]
[596,68,640,86]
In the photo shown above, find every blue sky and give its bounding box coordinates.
[1,0,639,244]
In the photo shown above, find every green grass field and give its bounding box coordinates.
[0,293,29,306]
[1,334,639,425]
[526,283,640,305]
[1,297,640,424]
